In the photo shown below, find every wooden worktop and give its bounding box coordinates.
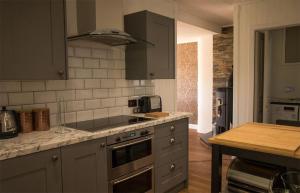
[209,123,300,159]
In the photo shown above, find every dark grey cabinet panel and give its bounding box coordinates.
[285,26,300,63]
[0,0,67,80]
[0,148,62,193]
[61,138,108,193]
[154,118,188,193]
[125,11,175,80]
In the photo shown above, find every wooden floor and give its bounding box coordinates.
[180,129,231,193]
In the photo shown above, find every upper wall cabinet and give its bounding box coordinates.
[125,11,175,80]
[0,0,67,80]
[285,26,300,64]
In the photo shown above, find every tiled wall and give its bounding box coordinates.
[0,41,155,126]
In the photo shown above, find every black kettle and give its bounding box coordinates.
[0,106,19,139]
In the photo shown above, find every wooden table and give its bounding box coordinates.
[209,123,300,193]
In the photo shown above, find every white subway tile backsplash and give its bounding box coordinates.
[75,89,92,100]
[68,68,76,79]
[77,110,93,121]
[92,48,107,58]
[9,93,33,105]
[100,59,114,68]
[68,47,74,56]
[0,94,8,106]
[66,100,85,112]
[85,79,100,89]
[56,90,75,101]
[46,80,66,91]
[108,107,123,116]
[47,102,58,114]
[134,87,146,95]
[85,99,101,110]
[101,98,115,108]
[75,69,93,79]
[116,97,128,106]
[35,91,57,103]
[115,79,129,88]
[0,81,21,92]
[23,104,46,110]
[122,88,135,96]
[109,88,122,97]
[93,108,108,119]
[93,69,108,78]
[101,79,115,88]
[22,81,45,92]
[93,89,109,98]
[66,80,84,89]
[68,57,83,68]
[108,69,122,79]
[75,47,91,57]
[64,112,77,123]
[0,43,156,126]
[84,58,100,68]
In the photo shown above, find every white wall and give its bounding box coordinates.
[177,21,214,133]
[233,0,300,126]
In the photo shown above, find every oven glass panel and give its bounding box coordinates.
[112,139,152,168]
[113,169,152,193]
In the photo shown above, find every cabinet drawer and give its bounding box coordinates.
[155,118,188,139]
[155,157,187,193]
[155,131,188,166]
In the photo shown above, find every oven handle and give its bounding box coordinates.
[112,166,153,185]
[110,136,153,150]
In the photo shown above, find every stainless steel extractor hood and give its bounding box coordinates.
[66,0,136,46]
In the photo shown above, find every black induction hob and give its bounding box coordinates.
[65,115,152,132]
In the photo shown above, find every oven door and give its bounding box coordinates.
[107,135,153,179]
[109,166,154,193]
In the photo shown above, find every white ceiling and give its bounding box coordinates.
[177,21,216,44]
[175,0,251,26]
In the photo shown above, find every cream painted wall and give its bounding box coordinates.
[233,0,300,126]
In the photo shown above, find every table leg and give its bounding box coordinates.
[211,144,222,193]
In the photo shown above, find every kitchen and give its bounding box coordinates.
[1,0,300,193]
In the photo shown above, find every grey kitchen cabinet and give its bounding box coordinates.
[61,138,108,193]
[0,0,67,80]
[124,10,175,80]
[285,26,300,63]
[154,118,189,193]
[0,148,62,193]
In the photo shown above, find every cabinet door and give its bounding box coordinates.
[0,149,62,193]
[285,26,300,63]
[147,12,175,79]
[0,0,67,80]
[61,138,108,193]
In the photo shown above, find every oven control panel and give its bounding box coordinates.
[107,127,154,145]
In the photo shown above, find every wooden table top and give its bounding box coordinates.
[209,123,300,159]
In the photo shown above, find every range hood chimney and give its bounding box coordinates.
[66,0,136,46]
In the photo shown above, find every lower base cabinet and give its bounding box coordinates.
[61,138,108,193]
[154,118,189,193]
[0,148,62,193]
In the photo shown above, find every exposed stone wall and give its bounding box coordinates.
[213,27,233,122]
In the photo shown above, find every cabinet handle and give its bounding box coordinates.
[170,126,175,132]
[149,73,154,77]
[52,155,59,162]
[57,70,65,77]
[170,164,176,171]
[170,138,175,144]
[100,143,106,148]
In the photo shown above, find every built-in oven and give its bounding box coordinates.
[107,127,154,193]
[109,165,154,193]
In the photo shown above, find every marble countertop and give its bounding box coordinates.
[0,112,192,161]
